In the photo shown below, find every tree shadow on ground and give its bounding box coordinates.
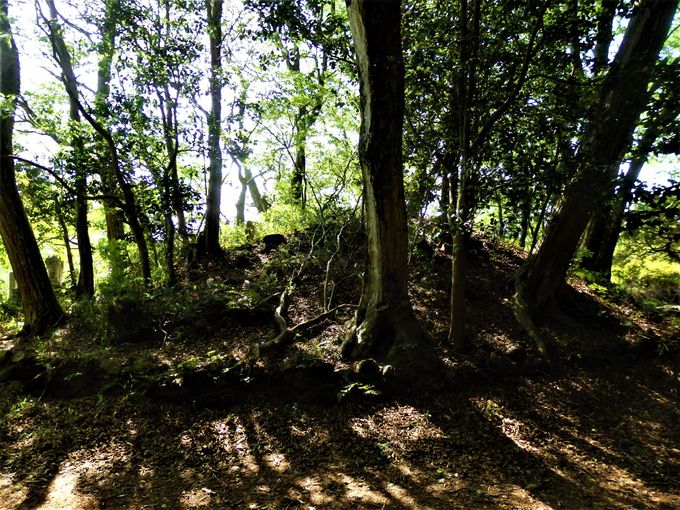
[2,353,679,509]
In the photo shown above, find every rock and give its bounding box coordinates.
[505,344,526,363]
[262,234,287,253]
[355,358,382,383]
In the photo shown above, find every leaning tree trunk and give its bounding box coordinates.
[44,0,95,298]
[515,0,677,319]
[0,0,64,335]
[582,101,677,278]
[341,0,439,387]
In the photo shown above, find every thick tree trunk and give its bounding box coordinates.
[515,0,677,318]
[203,0,224,255]
[582,102,677,278]
[342,0,439,387]
[0,1,64,335]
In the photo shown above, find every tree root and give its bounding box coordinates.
[513,296,550,361]
[248,286,356,361]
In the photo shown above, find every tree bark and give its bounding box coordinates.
[54,196,77,289]
[582,102,677,278]
[95,0,125,241]
[0,0,65,335]
[341,0,439,387]
[592,0,617,75]
[515,0,677,318]
[44,0,95,298]
[203,0,224,254]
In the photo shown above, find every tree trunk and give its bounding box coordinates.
[515,0,677,317]
[341,0,439,387]
[518,189,531,249]
[582,101,677,278]
[203,0,224,254]
[592,0,617,76]
[291,135,306,207]
[44,0,95,298]
[448,0,480,351]
[95,0,125,241]
[0,0,64,335]
[245,166,269,213]
[54,197,77,289]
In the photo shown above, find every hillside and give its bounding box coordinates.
[1,233,679,509]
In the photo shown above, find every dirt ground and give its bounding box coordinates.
[1,236,679,509]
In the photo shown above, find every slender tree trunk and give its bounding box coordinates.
[291,135,306,206]
[529,192,551,254]
[54,196,76,288]
[236,179,247,225]
[245,166,269,213]
[448,0,479,351]
[592,0,617,75]
[0,1,64,335]
[341,0,439,386]
[43,0,95,298]
[515,0,677,317]
[519,189,531,249]
[95,0,125,241]
[203,0,224,254]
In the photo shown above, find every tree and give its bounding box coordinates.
[245,0,350,208]
[40,0,95,298]
[582,58,680,279]
[202,0,224,255]
[94,0,126,242]
[0,0,64,335]
[514,0,677,340]
[340,0,439,386]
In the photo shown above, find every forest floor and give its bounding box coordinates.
[1,232,679,510]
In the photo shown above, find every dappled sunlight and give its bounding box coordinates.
[179,487,214,508]
[467,366,680,510]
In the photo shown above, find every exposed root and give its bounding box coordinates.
[248,286,356,361]
[513,295,550,361]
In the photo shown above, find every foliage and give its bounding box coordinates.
[612,235,680,306]
[626,180,680,262]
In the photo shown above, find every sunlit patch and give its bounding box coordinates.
[349,405,445,449]
[292,472,392,507]
[297,475,335,505]
[32,459,100,510]
[179,487,213,508]
[207,418,259,474]
[383,481,436,510]
[264,452,289,473]
[0,473,29,509]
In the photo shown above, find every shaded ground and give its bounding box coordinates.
[1,233,679,509]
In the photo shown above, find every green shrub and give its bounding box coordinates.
[612,257,680,304]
